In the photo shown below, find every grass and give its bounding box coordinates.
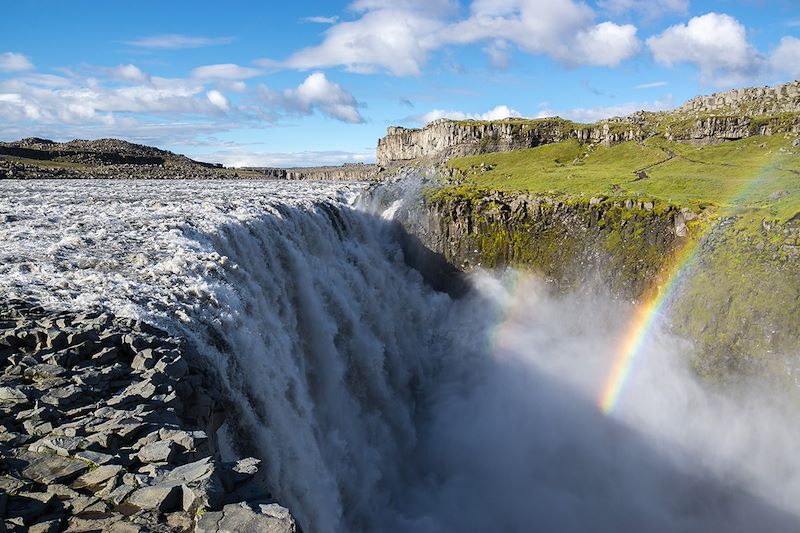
[448,134,800,221]
[441,133,800,380]
[1,154,266,178]
[2,155,90,170]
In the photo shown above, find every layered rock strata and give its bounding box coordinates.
[250,163,380,181]
[0,300,296,533]
[376,81,800,165]
[392,187,800,379]
[678,80,800,115]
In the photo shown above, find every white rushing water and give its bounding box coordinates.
[1,179,800,532]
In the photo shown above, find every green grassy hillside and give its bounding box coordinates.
[448,134,800,222]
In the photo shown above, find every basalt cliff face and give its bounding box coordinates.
[386,187,800,380]
[252,163,380,181]
[378,79,800,381]
[396,190,689,299]
[678,80,800,115]
[376,80,800,165]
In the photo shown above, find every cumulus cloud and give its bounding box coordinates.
[108,64,150,83]
[573,21,640,66]
[0,73,220,126]
[275,0,640,75]
[283,9,444,75]
[770,37,800,79]
[206,90,230,111]
[445,0,640,67]
[125,34,235,50]
[647,13,763,84]
[561,94,674,122]
[418,104,521,124]
[259,72,365,123]
[646,12,800,86]
[193,148,374,168]
[191,64,262,81]
[0,52,34,72]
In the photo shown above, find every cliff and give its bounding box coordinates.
[376,80,800,165]
[391,187,800,381]
[678,80,800,115]
[250,163,380,181]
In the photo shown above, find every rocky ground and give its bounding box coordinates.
[0,300,296,532]
[0,138,379,181]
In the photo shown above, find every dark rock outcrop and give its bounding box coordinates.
[250,163,381,181]
[0,300,296,532]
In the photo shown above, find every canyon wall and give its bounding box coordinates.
[255,163,380,181]
[377,80,800,165]
[390,188,800,379]
[678,80,800,115]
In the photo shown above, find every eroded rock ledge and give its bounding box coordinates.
[376,80,800,166]
[0,300,296,533]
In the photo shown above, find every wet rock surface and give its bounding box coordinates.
[0,300,296,532]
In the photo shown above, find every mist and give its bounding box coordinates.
[4,180,799,532]
[368,272,800,532]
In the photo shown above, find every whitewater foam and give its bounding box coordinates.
[2,179,799,532]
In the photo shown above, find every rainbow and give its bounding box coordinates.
[598,148,784,414]
[599,241,701,413]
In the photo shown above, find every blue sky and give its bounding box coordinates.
[1,0,798,167]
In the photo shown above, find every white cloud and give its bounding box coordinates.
[193,148,375,168]
[561,94,674,123]
[283,9,444,75]
[484,39,511,70]
[276,0,640,75]
[206,90,230,111]
[0,52,34,72]
[0,67,236,128]
[191,64,262,80]
[574,21,640,66]
[109,64,150,83]
[125,34,235,50]
[770,37,800,79]
[446,0,640,67]
[647,13,763,84]
[418,104,521,124]
[635,81,668,89]
[303,16,340,24]
[259,72,365,123]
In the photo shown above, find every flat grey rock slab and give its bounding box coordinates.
[13,450,89,485]
[72,464,122,489]
[126,483,181,512]
[195,501,297,533]
[135,439,175,463]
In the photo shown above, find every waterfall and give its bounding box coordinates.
[2,179,800,532]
